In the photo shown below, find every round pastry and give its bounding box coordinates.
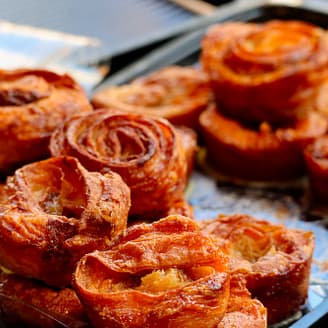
[199,104,327,181]
[201,21,328,124]
[50,109,197,219]
[304,136,328,203]
[73,215,230,328]
[0,271,88,328]
[0,156,130,287]
[200,214,314,324]
[0,69,92,174]
[218,274,267,328]
[92,66,212,129]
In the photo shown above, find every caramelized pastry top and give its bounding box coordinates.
[0,156,130,287]
[50,109,196,219]
[73,215,230,328]
[199,104,327,181]
[201,21,328,123]
[92,66,212,129]
[200,214,314,324]
[0,69,91,173]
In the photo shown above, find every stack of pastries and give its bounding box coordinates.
[200,20,328,182]
[0,19,323,328]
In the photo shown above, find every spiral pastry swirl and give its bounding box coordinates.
[201,21,328,123]
[50,110,196,219]
[0,156,130,287]
[92,66,212,129]
[73,215,230,328]
[0,69,91,174]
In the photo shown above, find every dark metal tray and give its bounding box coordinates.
[94,2,328,328]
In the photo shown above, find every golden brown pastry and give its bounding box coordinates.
[92,66,212,129]
[218,274,267,328]
[201,21,328,124]
[0,271,88,328]
[199,104,327,181]
[0,69,92,174]
[200,214,314,324]
[73,215,230,328]
[304,136,328,203]
[50,109,197,219]
[0,156,130,287]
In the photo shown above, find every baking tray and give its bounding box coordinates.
[93,2,328,328]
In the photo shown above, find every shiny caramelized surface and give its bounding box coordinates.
[0,156,130,287]
[201,21,328,124]
[50,110,196,219]
[200,214,314,324]
[199,104,327,181]
[74,216,230,328]
[218,274,267,328]
[92,66,212,128]
[0,69,91,173]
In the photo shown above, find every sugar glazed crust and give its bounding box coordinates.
[0,156,130,287]
[218,273,267,328]
[50,109,197,219]
[199,104,327,181]
[0,271,88,328]
[0,69,92,174]
[73,215,230,328]
[92,66,212,129]
[200,214,314,324]
[201,21,328,124]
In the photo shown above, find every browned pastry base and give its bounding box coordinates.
[0,69,92,174]
[50,109,197,219]
[0,156,130,287]
[92,66,212,129]
[0,271,87,328]
[201,21,328,124]
[218,274,267,328]
[199,105,327,181]
[200,214,314,324]
[304,136,328,203]
[73,215,230,328]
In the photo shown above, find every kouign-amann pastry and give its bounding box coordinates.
[50,110,197,219]
[73,215,230,328]
[218,274,267,328]
[199,104,327,181]
[200,214,314,324]
[201,21,328,124]
[304,136,328,203]
[0,69,92,174]
[0,271,87,328]
[92,66,212,129]
[0,156,130,287]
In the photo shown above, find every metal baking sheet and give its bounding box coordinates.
[94,2,328,327]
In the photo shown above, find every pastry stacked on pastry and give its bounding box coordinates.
[200,21,328,182]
